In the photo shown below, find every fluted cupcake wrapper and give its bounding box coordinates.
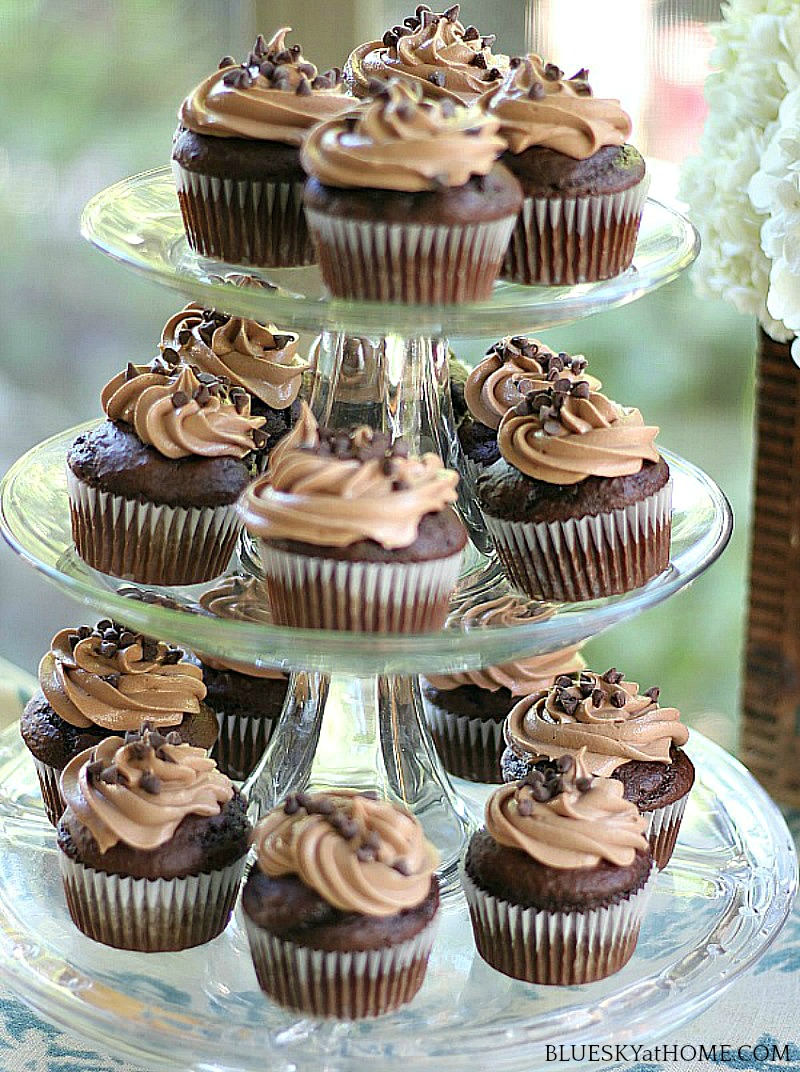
[643,792,689,871]
[32,758,66,827]
[67,471,241,586]
[259,545,463,632]
[171,161,315,268]
[484,481,672,603]
[461,862,656,985]
[502,175,650,286]
[305,210,516,303]
[59,853,246,952]
[211,708,279,782]
[243,913,438,1018]
[423,705,505,784]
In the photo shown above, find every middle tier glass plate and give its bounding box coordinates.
[0,424,732,676]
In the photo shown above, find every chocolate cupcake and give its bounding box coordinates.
[239,404,467,632]
[301,80,522,304]
[344,5,508,105]
[67,358,266,585]
[196,577,288,781]
[501,668,693,869]
[459,336,600,485]
[57,727,250,951]
[20,622,217,826]
[480,56,648,285]
[422,595,584,782]
[242,790,440,1018]
[173,28,354,266]
[160,303,307,460]
[462,750,655,984]
[477,379,671,602]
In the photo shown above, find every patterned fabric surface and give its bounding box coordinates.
[0,658,798,1072]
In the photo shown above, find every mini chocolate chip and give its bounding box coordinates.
[394,25,412,38]
[531,783,551,802]
[165,731,183,745]
[99,765,121,785]
[194,385,211,406]
[356,846,377,862]
[86,760,105,782]
[602,667,623,684]
[463,24,480,41]
[544,63,563,81]
[557,691,579,716]
[509,55,522,68]
[246,51,261,69]
[404,16,420,29]
[553,377,572,394]
[218,55,236,68]
[644,686,661,701]
[470,52,488,69]
[339,819,359,840]
[78,625,93,638]
[162,649,183,665]
[274,49,292,64]
[393,857,412,876]
[98,641,117,659]
[140,773,161,795]
[543,418,563,436]
[295,77,312,96]
[290,44,302,55]
[284,795,300,815]
[125,362,138,381]
[253,429,268,450]
[444,4,460,21]
[428,70,445,87]
[253,33,268,56]
[104,673,120,689]
[233,393,249,414]
[610,690,627,709]
[171,391,189,409]
[528,81,546,100]
[67,632,80,650]
[155,747,176,763]
[259,60,275,78]
[298,62,316,78]
[367,77,389,97]
[223,66,254,89]
[126,742,151,761]
[555,675,573,688]
[148,730,166,749]
[517,797,534,817]
[576,776,592,792]
[556,755,574,773]
[572,380,591,399]
[311,75,330,90]
[482,34,496,48]
[382,29,398,48]
[295,791,313,809]
[485,67,502,81]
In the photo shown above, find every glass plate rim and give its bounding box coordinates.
[0,728,793,1072]
[0,423,733,675]
[79,167,700,338]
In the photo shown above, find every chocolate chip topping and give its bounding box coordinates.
[515,754,591,804]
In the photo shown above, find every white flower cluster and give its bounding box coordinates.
[681,0,800,358]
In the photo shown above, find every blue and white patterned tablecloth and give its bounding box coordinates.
[1,657,798,1072]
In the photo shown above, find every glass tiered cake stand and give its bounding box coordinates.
[0,167,795,1072]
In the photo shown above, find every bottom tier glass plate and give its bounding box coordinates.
[0,726,793,1072]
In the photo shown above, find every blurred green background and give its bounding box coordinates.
[0,0,752,750]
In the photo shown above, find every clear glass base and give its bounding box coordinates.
[0,726,793,1072]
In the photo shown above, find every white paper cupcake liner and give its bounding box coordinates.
[67,470,241,586]
[260,545,463,632]
[484,480,672,602]
[423,705,505,783]
[305,209,516,303]
[643,792,689,870]
[211,709,279,782]
[243,912,438,1018]
[503,175,650,286]
[461,862,656,985]
[59,852,246,951]
[32,758,66,827]
[171,160,315,267]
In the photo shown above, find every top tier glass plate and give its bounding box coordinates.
[81,169,699,338]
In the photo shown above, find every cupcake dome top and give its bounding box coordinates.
[464,336,601,431]
[485,750,649,869]
[252,789,439,915]
[346,4,508,104]
[178,28,354,146]
[481,54,632,158]
[161,303,307,411]
[60,727,235,852]
[301,79,505,192]
[38,623,204,733]
[102,360,267,460]
[504,668,689,776]
[239,403,460,549]
[496,379,661,484]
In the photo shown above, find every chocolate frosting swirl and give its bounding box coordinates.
[481,55,632,159]
[301,80,505,192]
[485,750,649,868]
[346,6,508,104]
[102,362,266,460]
[497,381,660,485]
[425,644,584,695]
[60,730,234,853]
[239,403,461,549]
[464,337,601,430]
[179,28,355,146]
[161,304,307,410]
[39,625,204,732]
[504,668,689,776]
[252,789,439,916]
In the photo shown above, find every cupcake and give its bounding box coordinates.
[197,577,289,781]
[501,668,694,869]
[480,56,648,285]
[301,80,522,304]
[57,726,251,951]
[238,404,467,632]
[477,379,671,602]
[459,336,600,485]
[422,595,585,782]
[242,789,440,1017]
[160,303,307,460]
[173,28,355,266]
[67,358,267,585]
[462,750,655,984]
[344,5,508,104]
[20,622,217,826]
